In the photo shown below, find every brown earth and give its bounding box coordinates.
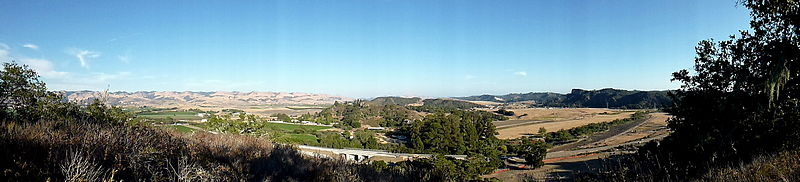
[494,108,634,139]
[486,112,672,181]
[510,108,627,121]
[581,112,671,148]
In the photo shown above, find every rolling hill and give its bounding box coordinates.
[61,91,353,107]
[365,96,422,106]
[455,88,672,109]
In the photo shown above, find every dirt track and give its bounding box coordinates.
[486,112,672,181]
[548,113,652,152]
[494,109,634,139]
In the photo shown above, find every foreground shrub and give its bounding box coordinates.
[699,150,800,182]
[577,150,800,182]
[1,120,478,181]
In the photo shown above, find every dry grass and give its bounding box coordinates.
[0,120,455,181]
[0,121,278,181]
[583,113,671,148]
[495,109,634,139]
[698,150,800,182]
[575,150,800,182]
[509,108,624,121]
[60,151,108,182]
[241,107,323,117]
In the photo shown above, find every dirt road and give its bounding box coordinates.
[486,112,672,181]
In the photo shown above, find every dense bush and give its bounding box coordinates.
[0,120,271,181]
[404,110,499,155]
[397,109,507,176]
[314,131,384,149]
[420,99,484,109]
[1,120,477,181]
[628,0,800,180]
[366,97,422,106]
[505,139,548,167]
[494,109,515,116]
[270,113,292,122]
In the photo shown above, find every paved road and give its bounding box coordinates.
[493,120,550,129]
[297,145,467,160]
[298,145,404,158]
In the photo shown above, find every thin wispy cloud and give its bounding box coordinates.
[117,55,130,63]
[0,44,68,78]
[46,71,135,91]
[22,44,39,50]
[514,71,527,77]
[67,48,100,69]
[1,44,140,91]
[20,58,68,78]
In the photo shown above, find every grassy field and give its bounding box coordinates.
[162,125,198,133]
[262,122,331,132]
[273,134,318,144]
[509,108,621,121]
[286,106,328,110]
[122,107,176,113]
[495,108,635,139]
[258,123,331,145]
[137,111,202,120]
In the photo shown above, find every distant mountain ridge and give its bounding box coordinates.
[455,88,673,109]
[62,91,353,107]
[365,97,485,109]
[365,97,423,106]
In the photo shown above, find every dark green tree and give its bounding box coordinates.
[638,0,800,178]
[516,139,547,167]
[0,62,130,125]
[271,113,292,122]
[0,62,57,122]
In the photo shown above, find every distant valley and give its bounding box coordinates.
[62,91,353,108]
[61,88,673,110]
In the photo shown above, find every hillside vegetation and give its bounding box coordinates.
[421,98,485,109]
[456,88,671,109]
[365,97,422,106]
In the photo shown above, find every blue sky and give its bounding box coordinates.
[0,0,750,98]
